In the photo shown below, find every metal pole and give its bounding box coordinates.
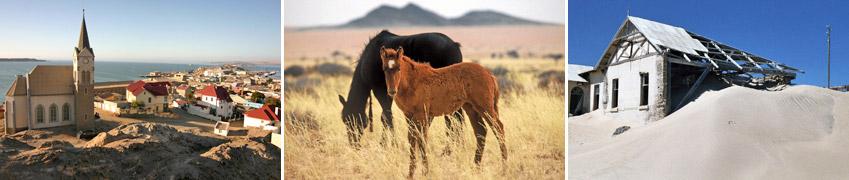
[827,25,831,88]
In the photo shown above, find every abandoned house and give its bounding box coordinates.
[570,16,801,122]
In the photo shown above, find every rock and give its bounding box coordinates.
[612,126,631,136]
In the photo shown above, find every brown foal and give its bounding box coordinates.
[379,46,506,177]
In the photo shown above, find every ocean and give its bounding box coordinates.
[0,61,280,101]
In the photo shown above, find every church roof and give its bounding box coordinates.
[6,75,27,97]
[27,65,74,96]
[78,16,91,50]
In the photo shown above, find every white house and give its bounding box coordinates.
[193,85,235,119]
[126,80,170,112]
[243,105,279,128]
[578,16,801,123]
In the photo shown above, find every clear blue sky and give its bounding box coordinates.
[0,0,280,63]
[569,0,848,87]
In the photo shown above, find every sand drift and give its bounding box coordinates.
[569,86,849,179]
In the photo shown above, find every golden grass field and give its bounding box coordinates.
[284,26,565,179]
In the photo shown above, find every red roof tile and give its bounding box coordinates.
[127,80,169,96]
[245,105,279,121]
[198,85,232,102]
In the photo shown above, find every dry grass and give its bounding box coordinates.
[284,59,565,179]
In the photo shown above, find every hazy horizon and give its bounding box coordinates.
[284,0,565,27]
[0,0,281,62]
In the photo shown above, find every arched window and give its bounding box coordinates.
[49,104,57,122]
[36,105,44,123]
[63,103,70,121]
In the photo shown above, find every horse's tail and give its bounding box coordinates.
[493,75,501,114]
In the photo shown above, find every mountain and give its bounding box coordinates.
[342,4,450,28]
[338,3,551,28]
[451,10,546,26]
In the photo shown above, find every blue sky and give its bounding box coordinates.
[569,0,848,87]
[0,0,280,63]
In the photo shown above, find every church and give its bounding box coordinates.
[3,14,96,133]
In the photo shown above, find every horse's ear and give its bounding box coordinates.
[338,95,346,105]
[397,46,404,56]
[379,46,386,58]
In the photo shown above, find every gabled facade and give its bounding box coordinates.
[581,16,801,122]
[126,80,170,112]
[197,85,234,118]
[243,105,280,128]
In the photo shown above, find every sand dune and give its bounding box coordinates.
[569,85,849,179]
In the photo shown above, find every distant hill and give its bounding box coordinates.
[0,58,46,62]
[337,3,552,28]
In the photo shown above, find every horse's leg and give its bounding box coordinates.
[483,106,507,161]
[407,126,418,178]
[373,87,396,146]
[465,104,487,165]
[443,108,465,155]
[407,113,427,178]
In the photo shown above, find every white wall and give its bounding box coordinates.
[127,90,168,112]
[5,96,29,132]
[244,116,273,128]
[601,55,662,123]
[199,95,234,117]
[188,105,222,121]
[29,95,75,129]
[588,71,607,112]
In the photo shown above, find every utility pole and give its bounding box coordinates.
[827,25,831,88]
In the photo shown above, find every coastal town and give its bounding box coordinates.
[0,11,281,178]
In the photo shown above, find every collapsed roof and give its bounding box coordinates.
[595,16,801,84]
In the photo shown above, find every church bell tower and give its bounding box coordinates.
[73,11,95,130]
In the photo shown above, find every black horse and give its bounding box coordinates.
[338,30,464,146]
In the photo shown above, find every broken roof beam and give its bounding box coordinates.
[741,52,763,69]
[710,41,744,70]
[700,52,720,68]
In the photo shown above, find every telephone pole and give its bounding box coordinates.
[827,25,831,88]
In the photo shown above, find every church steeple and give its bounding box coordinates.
[77,12,92,52]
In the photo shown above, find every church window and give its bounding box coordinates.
[49,104,57,122]
[36,105,44,123]
[63,103,70,121]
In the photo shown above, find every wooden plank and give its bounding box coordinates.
[675,67,712,111]
[741,52,763,69]
[710,41,743,69]
[701,52,720,68]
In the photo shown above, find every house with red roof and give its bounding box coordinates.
[175,84,190,98]
[194,85,235,119]
[243,104,280,128]
[126,80,170,112]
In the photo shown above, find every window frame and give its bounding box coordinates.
[611,78,619,108]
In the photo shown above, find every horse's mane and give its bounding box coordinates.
[356,30,397,63]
